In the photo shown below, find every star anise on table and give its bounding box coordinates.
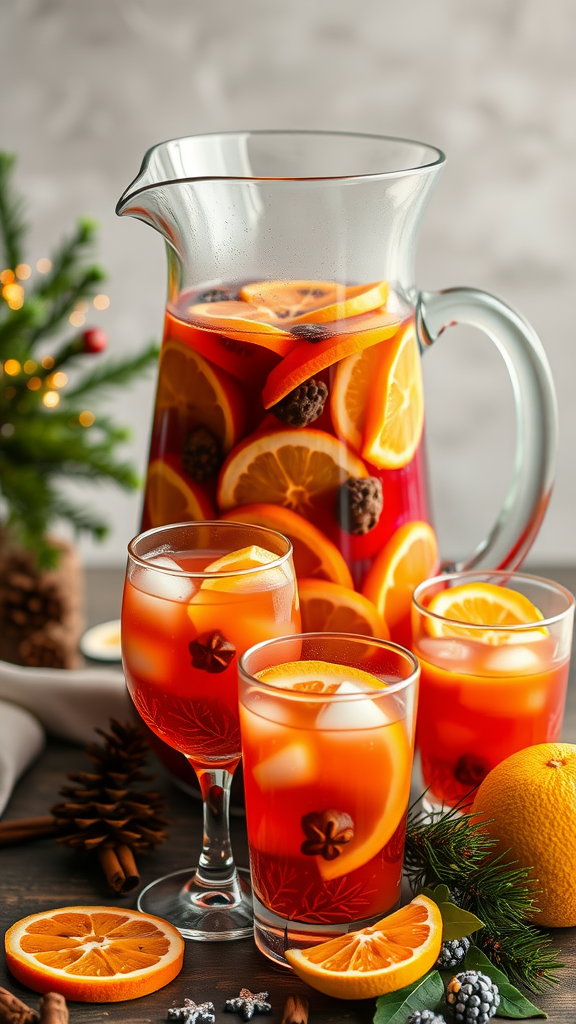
[189,630,236,673]
[301,808,355,860]
[167,997,216,1023]
[225,988,271,1020]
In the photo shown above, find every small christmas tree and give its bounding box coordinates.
[0,152,159,666]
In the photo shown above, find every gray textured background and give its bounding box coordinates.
[1,0,574,566]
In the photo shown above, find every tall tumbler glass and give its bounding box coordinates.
[238,632,419,966]
[412,571,574,809]
[121,521,299,940]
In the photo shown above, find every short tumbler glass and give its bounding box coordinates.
[238,632,419,967]
[412,571,574,808]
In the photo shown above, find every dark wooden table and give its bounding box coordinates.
[1,567,575,1022]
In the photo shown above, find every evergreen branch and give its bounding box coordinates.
[64,342,159,399]
[0,299,45,357]
[29,265,106,343]
[50,496,109,540]
[0,153,26,270]
[405,800,563,990]
[32,217,99,300]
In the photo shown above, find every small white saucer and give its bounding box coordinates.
[80,620,122,662]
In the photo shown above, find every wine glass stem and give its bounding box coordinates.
[195,767,237,886]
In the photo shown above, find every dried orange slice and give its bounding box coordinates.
[362,521,439,645]
[285,895,442,999]
[362,322,424,469]
[219,503,353,587]
[426,581,548,645]
[262,310,403,409]
[4,906,184,1002]
[239,279,389,324]
[187,300,295,355]
[217,428,367,521]
[156,339,245,452]
[298,577,389,638]
[331,338,392,452]
[145,457,214,528]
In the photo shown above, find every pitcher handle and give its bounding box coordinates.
[415,287,557,571]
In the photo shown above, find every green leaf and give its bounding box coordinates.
[373,970,444,1024]
[419,885,484,940]
[462,947,546,1017]
[421,884,451,905]
[465,945,509,984]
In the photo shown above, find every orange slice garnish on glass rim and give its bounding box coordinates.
[216,428,367,521]
[4,906,184,1002]
[298,577,389,639]
[219,503,353,588]
[362,322,424,469]
[145,457,215,528]
[156,339,245,452]
[362,521,439,643]
[425,581,548,645]
[285,895,442,999]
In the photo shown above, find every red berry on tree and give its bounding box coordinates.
[83,327,108,353]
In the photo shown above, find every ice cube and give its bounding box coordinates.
[484,645,542,675]
[122,635,167,683]
[253,741,316,790]
[416,636,473,665]
[316,681,389,730]
[134,557,194,602]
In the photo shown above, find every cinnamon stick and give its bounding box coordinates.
[116,843,140,891]
[39,993,68,1024]
[97,844,126,892]
[282,995,309,1024]
[0,817,57,847]
[0,985,38,1023]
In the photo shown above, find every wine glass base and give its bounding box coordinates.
[137,866,253,941]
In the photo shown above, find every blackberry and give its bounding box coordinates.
[195,287,232,303]
[446,971,500,1024]
[335,476,383,535]
[271,378,328,427]
[182,427,222,482]
[290,323,331,342]
[435,936,471,970]
[405,1011,447,1023]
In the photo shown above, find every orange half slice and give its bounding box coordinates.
[426,581,548,644]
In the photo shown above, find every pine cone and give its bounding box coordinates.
[51,720,169,892]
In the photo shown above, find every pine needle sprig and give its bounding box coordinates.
[0,153,26,270]
[404,799,563,990]
[65,342,160,400]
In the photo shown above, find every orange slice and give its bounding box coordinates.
[219,503,353,587]
[362,322,424,469]
[239,279,389,324]
[285,895,442,999]
[362,521,439,645]
[426,581,548,645]
[216,428,367,521]
[298,578,389,638]
[156,339,245,452]
[256,658,387,693]
[145,457,215,528]
[187,300,295,355]
[331,338,392,452]
[262,310,403,409]
[199,543,292,592]
[5,906,184,1002]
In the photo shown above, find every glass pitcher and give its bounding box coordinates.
[117,131,557,647]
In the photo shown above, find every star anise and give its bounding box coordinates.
[301,809,354,860]
[189,631,236,673]
[168,998,216,1023]
[225,989,271,1020]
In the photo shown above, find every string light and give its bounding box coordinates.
[2,282,24,309]
[49,371,68,389]
[23,360,37,374]
[75,300,89,313]
[36,258,52,274]
[79,410,95,427]
[41,356,54,370]
[4,359,21,376]
[0,269,15,284]
[93,293,110,310]
[15,263,31,280]
[27,377,42,391]
[42,391,60,408]
[69,311,85,327]
[0,422,14,437]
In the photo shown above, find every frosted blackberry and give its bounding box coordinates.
[446,971,500,1024]
[435,936,471,969]
[405,1010,447,1023]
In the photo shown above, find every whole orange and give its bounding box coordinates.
[471,742,576,928]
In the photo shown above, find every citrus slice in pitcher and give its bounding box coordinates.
[362,521,439,643]
[239,279,389,324]
[145,457,214,528]
[156,340,245,451]
[5,906,184,1002]
[285,895,442,999]
[216,428,367,519]
[298,578,389,638]
[331,338,393,452]
[362,322,424,469]
[426,581,548,644]
[187,300,295,355]
[219,503,353,587]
